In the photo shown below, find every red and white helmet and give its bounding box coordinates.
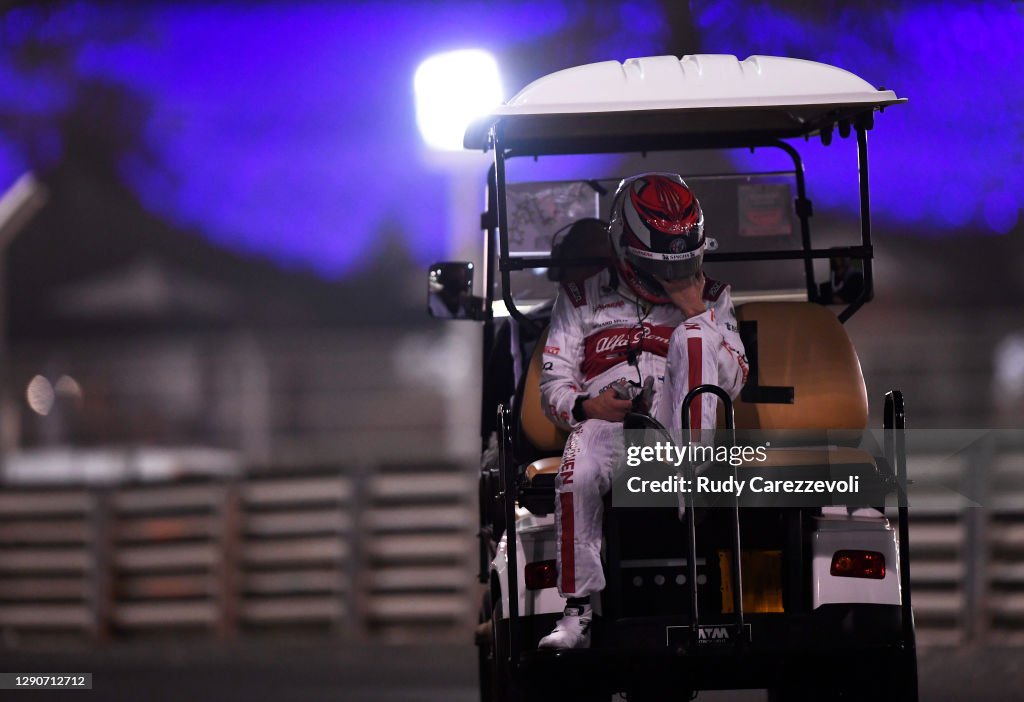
[609,173,705,303]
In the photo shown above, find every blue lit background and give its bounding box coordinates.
[691,0,1023,235]
[0,1,1019,280]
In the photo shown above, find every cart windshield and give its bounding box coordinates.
[497,165,814,315]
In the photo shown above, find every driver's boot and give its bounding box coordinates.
[538,602,592,649]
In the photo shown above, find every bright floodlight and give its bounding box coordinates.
[415,49,502,152]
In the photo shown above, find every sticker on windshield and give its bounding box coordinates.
[507,181,601,253]
[738,183,793,238]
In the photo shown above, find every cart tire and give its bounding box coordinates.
[769,652,917,702]
[888,651,919,702]
[491,600,609,702]
[625,686,691,701]
[478,592,494,702]
[491,602,524,702]
[767,688,814,702]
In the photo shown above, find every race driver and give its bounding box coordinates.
[538,173,749,649]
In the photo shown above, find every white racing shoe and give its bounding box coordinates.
[538,603,592,649]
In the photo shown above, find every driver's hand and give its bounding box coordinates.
[657,272,706,318]
[581,389,633,423]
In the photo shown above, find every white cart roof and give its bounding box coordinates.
[465,54,903,153]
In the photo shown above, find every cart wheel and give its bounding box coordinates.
[844,652,918,702]
[625,686,691,701]
[882,650,919,702]
[491,600,609,702]
[491,602,524,702]
[767,688,814,702]
[769,653,917,702]
[477,592,494,702]
[540,679,609,701]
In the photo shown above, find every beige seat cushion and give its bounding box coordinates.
[525,456,561,482]
[520,302,869,454]
[521,328,569,453]
[737,446,876,469]
[731,302,869,432]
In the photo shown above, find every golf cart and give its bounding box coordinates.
[429,54,915,701]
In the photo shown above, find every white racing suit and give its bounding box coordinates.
[541,269,748,598]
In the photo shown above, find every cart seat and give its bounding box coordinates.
[518,301,872,471]
[731,302,868,437]
[520,328,569,454]
[528,458,561,487]
[737,446,874,468]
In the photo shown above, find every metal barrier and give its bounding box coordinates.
[0,449,1021,645]
[109,482,236,633]
[0,463,475,642]
[362,463,476,640]
[885,438,1024,645]
[238,472,352,630]
[0,488,104,637]
[986,449,1024,643]
[889,453,966,645]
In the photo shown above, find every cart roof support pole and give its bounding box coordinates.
[492,126,534,330]
[497,404,521,665]
[770,141,816,304]
[839,126,874,323]
[885,390,915,649]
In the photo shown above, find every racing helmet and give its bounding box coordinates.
[609,173,705,304]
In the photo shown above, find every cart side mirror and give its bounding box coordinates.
[428,261,480,320]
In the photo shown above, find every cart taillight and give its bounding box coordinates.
[830,550,886,579]
[525,560,558,590]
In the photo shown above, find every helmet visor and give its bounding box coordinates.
[625,245,703,281]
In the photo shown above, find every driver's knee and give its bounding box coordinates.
[556,419,622,496]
